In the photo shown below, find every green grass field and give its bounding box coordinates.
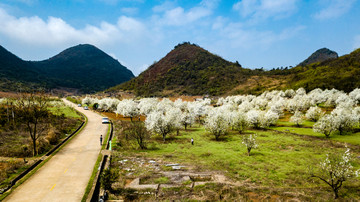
[113,122,360,200]
[48,106,81,118]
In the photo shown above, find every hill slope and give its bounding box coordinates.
[298,48,338,66]
[290,48,360,92]
[0,45,47,91]
[111,43,360,96]
[0,44,134,93]
[34,44,134,93]
[111,42,254,96]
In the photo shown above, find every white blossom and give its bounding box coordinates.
[242,134,258,156]
[290,110,304,126]
[305,106,324,122]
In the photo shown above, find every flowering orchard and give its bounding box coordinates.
[82,88,360,140]
[83,87,360,199]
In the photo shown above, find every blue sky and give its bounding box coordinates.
[0,0,359,75]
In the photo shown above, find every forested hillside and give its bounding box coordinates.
[111,43,360,96]
[0,44,134,93]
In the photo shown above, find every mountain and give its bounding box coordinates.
[0,45,46,91]
[110,42,255,96]
[110,43,360,96]
[0,44,134,93]
[34,44,134,93]
[289,48,360,92]
[298,48,338,67]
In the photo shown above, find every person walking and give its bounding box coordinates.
[191,138,194,145]
[100,135,103,146]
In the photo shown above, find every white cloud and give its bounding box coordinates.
[152,1,176,13]
[153,1,216,26]
[233,0,298,22]
[354,35,360,50]
[0,8,145,47]
[314,0,356,20]
[120,7,139,15]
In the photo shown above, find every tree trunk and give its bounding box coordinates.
[247,148,251,156]
[32,137,37,156]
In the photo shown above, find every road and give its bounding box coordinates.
[4,99,108,202]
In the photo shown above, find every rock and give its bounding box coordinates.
[172,166,185,170]
[166,163,179,167]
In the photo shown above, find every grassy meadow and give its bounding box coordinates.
[108,116,360,201]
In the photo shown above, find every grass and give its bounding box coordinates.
[0,112,87,201]
[270,126,360,145]
[119,126,360,188]
[48,106,81,118]
[113,125,360,200]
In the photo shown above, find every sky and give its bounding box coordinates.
[0,0,359,76]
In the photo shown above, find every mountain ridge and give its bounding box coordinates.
[110,43,360,96]
[298,48,338,67]
[0,44,134,93]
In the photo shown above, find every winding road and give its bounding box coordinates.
[4,99,108,202]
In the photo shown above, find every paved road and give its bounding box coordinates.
[5,99,108,202]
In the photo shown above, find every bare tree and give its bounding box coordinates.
[16,93,50,156]
[123,122,150,149]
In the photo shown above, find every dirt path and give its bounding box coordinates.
[4,99,108,202]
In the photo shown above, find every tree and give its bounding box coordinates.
[204,108,229,141]
[180,111,195,130]
[313,114,337,138]
[115,99,139,121]
[246,109,264,129]
[305,106,324,122]
[230,111,249,134]
[331,107,357,135]
[242,134,258,156]
[310,147,359,199]
[101,168,119,191]
[145,111,173,142]
[123,122,150,149]
[82,96,92,106]
[263,110,279,127]
[290,110,304,127]
[16,93,50,156]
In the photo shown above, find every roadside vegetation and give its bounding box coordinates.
[0,93,83,192]
[79,87,360,200]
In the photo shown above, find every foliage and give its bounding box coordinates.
[145,111,173,142]
[290,111,304,127]
[242,134,258,156]
[115,99,139,121]
[313,114,337,138]
[101,168,119,191]
[230,111,249,134]
[123,122,150,149]
[204,108,229,141]
[15,93,50,156]
[305,106,324,121]
[310,147,359,199]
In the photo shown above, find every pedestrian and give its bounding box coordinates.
[191,138,194,145]
[100,135,103,146]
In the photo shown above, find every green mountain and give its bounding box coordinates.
[298,48,338,66]
[0,45,47,91]
[110,43,360,96]
[0,44,134,93]
[289,48,360,92]
[110,42,256,96]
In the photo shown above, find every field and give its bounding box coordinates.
[106,117,360,201]
[0,100,83,192]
